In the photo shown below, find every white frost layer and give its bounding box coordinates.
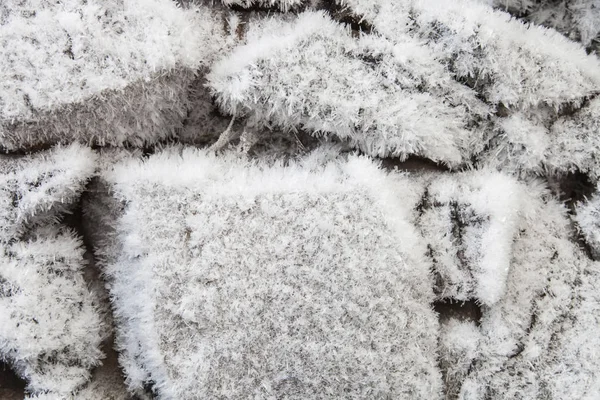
[25,356,131,400]
[574,186,600,260]
[479,0,600,48]
[222,0,306,10]
[101,148,441,399]
[439,319,482,400]
[477,97,600,179]
[336,0,600,178]
[457,182,600,399]
[208,11,488,166]
[0,226,104,396]
[335,0,600,178]
[0,143,97,241]
[417,171,522,306]
[338,0,600,110]
[547,97,600,180]
[0,0,226,149]
[481,97,600,179]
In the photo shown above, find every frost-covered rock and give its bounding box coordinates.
[574,186,600,260]
[0,0,226,150]
[330,0,600,178]
[82,144,600,399]
[336,0,600,177]
[547,97,600,180]
[0,226,105,396]
[0,144,104,396]
[0,143,97,241]
[417,171,522,306]
[209,3,600,173]
[93,147,441,399]
[456,182,600,399]
[222,0,307,10]
[388,167,600,398]
[477,96,600,178]
[338,0,600,111]
[25,351,131,400]
[480,0,600,52]
[439,319,481,400]
[208,11,489,166]
[475,113,550,176]
[479,96,600,179]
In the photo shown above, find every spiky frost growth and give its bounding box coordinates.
[546,97,600,179]
[81,148,143,261]
[25,355,131,400]
[334,0,600,177]
[417,171,522,306]
[0,0,226,150]
[96,147,441,399]
[574,187,600,260]
[386,169,600,398]
[534,259,600,399]
[455,182,600,399]
[221,0,307,10]
[3,72,195,151]
[477,97,600,178]
[208,11,489,166]
[569,0,600,49]
[478,95,600,179]
[475,113,550,176]
[0,226,104,396]
[439,319,481,400]
[338,0,600,111]
[480,0,600,52]
[0,143,97,241]
[179,0,309,9]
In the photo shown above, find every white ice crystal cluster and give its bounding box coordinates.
[83,147,600,399]
[207,1,600,176]
[439,319,481,400]
[0,227,104,396]
[90,148,441,400]
[0,0,226,150]
[338,0,600,110]
[2,0,600,398]
[0,144,105,397]
[334,0,600,177]
[0,143,97,240]
[411,174,600,399]
[482,96,600,178]
[456,183,600,399]
[394,167,599,398]
[480,0,600,51]
[208,11,489,166]
[547,97,600,179]
[222,0,308,10]
[416,171,522,306]
[574,185,600,260]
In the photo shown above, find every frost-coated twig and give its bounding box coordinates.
[208,115,237,151]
